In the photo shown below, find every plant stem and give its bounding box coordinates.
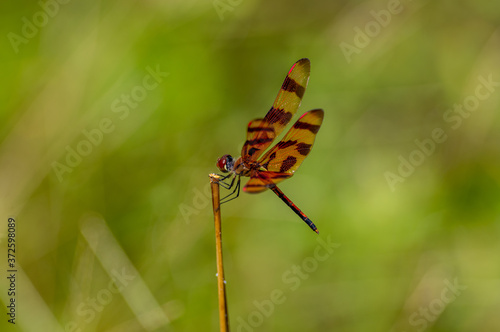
[209,173,230,332]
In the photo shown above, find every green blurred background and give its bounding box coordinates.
[1,0,500,331]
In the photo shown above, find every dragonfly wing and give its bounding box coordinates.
[259,109,324,174]
[241,119,276,162]
[243,171,293,193]
[264,58,310,139]
[241,59,310,163]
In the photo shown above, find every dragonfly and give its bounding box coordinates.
[216,58,324,233]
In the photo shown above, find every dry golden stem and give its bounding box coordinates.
[209,173,230,332]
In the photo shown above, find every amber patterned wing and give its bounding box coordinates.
[264,58,310,139]
[241,58,310,162]
[260,109,324,173]
[243,171,293,193]
[241,119,275,162]
[242,109,324,193]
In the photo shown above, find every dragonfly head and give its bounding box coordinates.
[216,154,234,173]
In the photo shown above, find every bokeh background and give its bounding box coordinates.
[1,0,500,331]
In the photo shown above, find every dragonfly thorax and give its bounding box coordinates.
[216,154,234,173]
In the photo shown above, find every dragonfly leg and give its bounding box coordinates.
[218,173,235,190]
[220,176,240,204]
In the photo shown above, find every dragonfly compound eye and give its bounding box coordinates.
[216,155,230,172]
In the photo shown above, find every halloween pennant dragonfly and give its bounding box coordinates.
[216,58,324,233]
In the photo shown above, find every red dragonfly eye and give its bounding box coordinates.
[216,155,232,172]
